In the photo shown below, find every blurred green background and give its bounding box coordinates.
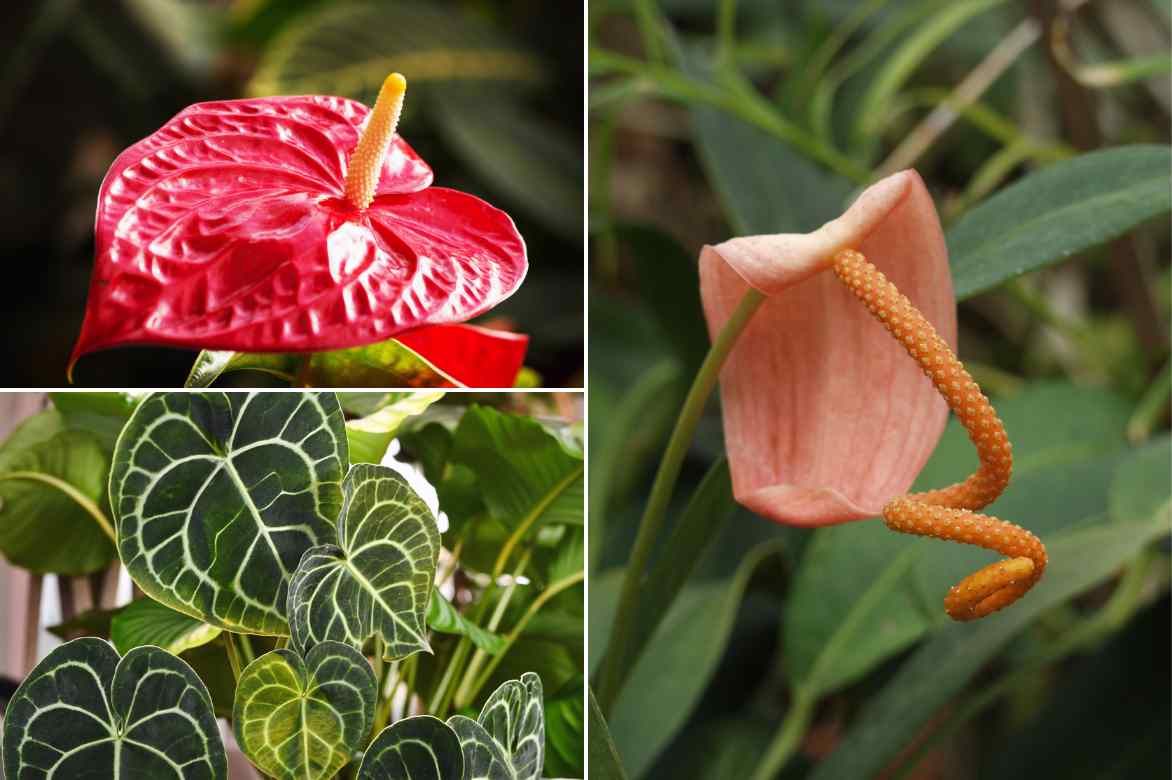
[0,0,583,386]
[589,1,1170,778]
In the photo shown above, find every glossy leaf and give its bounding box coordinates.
[73,91,526,363]
[111,392,347,635]
[233,641,376,780]
[347,391,445,465]
[448,716,514,780]
[357,716,464,780]
[451,406,584,531]
[478,672,545,780]
[111,596,222,656]
[428,587,507,655]
[0,428,114,574]
[185,325,528,390]
[2,638,226,779]
[288,464,440,659]
[948,145,1172,299]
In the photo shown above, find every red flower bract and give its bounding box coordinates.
[71,92,527,368]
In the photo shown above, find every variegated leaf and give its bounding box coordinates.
[448,716,514,780]
[357,716,464,779]
[111,392,347,635]
[288,464,440,659]
[478,673,545,780]
[2,638,226,778]
[233,641,375,780]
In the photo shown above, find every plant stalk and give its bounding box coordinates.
[749,688,816,780]
[596,288,764,714]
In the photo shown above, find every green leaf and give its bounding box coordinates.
[948,145,1172,299]
[0,429,115,574]
[111,392,347,635]
[233,641,376,780]
[544,678,585,777]
[587,687,629,780]
[451,406,584,531]
[111,596,222,655]
[358,716,464,779]
[185,339,458,389]
[428,587,507,655]
[477,672,545,780]
[2,638,226,778]
[809,510,1171,780]
[1109,435,1171,525]
[48,391,139,450]
[448,716,514,780]
[288,464,440,659]
[346,391,445,464]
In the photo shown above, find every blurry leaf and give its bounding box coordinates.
[249,1,544,102]
[48,391,138,450]
[1109,435,1171,525]
[346,391,445,464]
[226,0,327,46]
[451,406,584,531]
[124,0,219,77]
[181,640,236,718]
[400,422,486,533]
[809,508,1170,780]
[544,678,585,777]
[185,339,457,388]
[481,638,578,706]
[432,93,582,240]
[46,606,117,641]
[948,145,1172,299]
[428,588,506,655]
[110,596,221,656]
[607,540,788,777]
[0,429,114,574]
[588,687,629,780]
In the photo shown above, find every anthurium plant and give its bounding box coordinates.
[0,391,584,779]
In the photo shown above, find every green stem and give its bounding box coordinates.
[224,635,243,682]
[429,643,466,717]
[455,552,532,708]
[0,472,115,542]
[596,288,765,715]
[235,633,256,667]
[492,468,582,580]
[1128,359,1172,443]
[715,0,739,67]
[749,688,816,780]
[372,639,395,736]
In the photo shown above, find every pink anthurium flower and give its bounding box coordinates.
[70,73,528,383]
[700,170,1046,620]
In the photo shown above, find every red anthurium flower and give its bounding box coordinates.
[396,324,528,388]
[70,73,528,379]
[700,170,1046,620]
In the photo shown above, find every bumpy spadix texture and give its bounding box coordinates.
[834,250,1046,620]
[72,74,527,370]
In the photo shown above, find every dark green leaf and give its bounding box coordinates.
[478,672,545,780]
[358,716,464,779]
[233,641,376,780]
[111,392,347,635]
[289,464,440,659]
[2,638,226,778]
[587,687,629,780]
[543,678,584,777]
[111,596,221,655]
[448,715,514,780]
[428,587,507,655]
[948,145,1172,299]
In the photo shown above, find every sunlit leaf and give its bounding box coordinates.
[111,596,222,655]
[358,716,464,780]
[288,464,440,659]
[111,392,347,635]
[346,391,445,464]
[233,641,376,780]
[2,638,226,778]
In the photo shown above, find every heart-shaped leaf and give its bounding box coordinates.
[111,392,347,635]
[72,90,526,364]
[288,464,440,659]
[357,716,464,779]
[233,641,376,780]
[2,638,226,778]
[111,596,222,655]
[447,716,515,780]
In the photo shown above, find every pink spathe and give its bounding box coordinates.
[699,170,957,526]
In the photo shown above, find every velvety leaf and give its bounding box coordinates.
[2,638,226,778]
[428,587,507,655]
[358,716,464,780]
[111,596,222,655]
[478,672,545,780]
[111,392,347,635]
[588,688,629,780]
[948,145,1172,299]
[346,391,445,464]
[448,715,514,780]
[451,406,584,531]
[233,641,376,780]
[0,429,115,574]
[288,464,440,659]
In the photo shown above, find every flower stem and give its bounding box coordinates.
[749,687,816,780]
[596,288,764,715]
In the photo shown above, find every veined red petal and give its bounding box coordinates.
[396,324,529,388]
[71,96,527,366]
[700,170,956,527]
